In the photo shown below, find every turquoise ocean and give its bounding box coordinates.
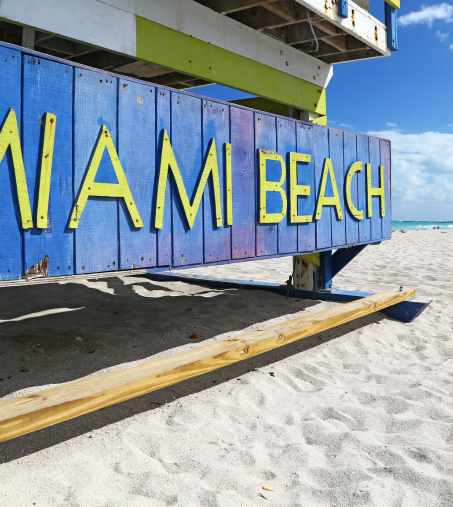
[392,220,453,231]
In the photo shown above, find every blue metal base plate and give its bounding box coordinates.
[148,272,429,324]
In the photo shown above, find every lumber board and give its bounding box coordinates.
[0,289,415,443]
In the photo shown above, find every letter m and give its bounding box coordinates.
[155,130,223,230]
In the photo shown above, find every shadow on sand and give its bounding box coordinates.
[0,273,384,463]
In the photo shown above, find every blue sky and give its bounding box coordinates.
[192,2,453,221]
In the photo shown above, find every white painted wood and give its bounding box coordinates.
[0,0,136,57]
[295,0,390,56]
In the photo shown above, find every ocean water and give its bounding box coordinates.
[392,220,453,231]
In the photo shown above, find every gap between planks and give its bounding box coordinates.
[0,288,415,443]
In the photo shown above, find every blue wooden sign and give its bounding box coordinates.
[0,42,391,281]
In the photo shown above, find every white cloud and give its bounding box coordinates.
[449,43,453,50]
[385,121,398,128]
[399,3,453,27]
[435,29,449,41]
[367,129,453,220]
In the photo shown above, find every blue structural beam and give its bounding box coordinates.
[147,272,429,324]
[385,3,398,51]
[338,0,348,18]
[320,245,367,289]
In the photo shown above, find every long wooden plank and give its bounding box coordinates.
[0,288,415,443]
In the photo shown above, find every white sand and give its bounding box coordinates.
[0,230,452,506]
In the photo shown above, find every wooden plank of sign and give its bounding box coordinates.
[296,123,316,252]
[276,117,297,254]
[118,79,157,270]
[343,130,359,245]
[256,112,278,256]
[231,106,256,260]
[357,133,371,243]
[380,138,392,239]
[202,99,231,263]
[23,55,74,277]
[0,46,23,281]
[313,125,331,249]
[369,136,382,242]
[329,128,346,247]
[171,92,203,267]
[74,69,119,274]
[0,288,415,444]
[156,88,172,267]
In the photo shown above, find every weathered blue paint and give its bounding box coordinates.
[296,123,316,252]
[0,41,392,282]
[171,92,203,267]
[313,126,331,249]
[156,88,172,267]
[329,128,346,246]
[380,138,392,239]
[343,130,359,245]
[385,4,398,51]
[0,46,22,280]
[74,68,118,274]
[230,106,255,259]
[338,0,349,18]
[203,99,231,263]
[118,79,156,270]
[277,118,297,254]
[23,55,74,277]
[256,113,278,256]
[356,134,371,243]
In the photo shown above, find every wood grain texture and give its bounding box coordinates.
[0,288,415,443]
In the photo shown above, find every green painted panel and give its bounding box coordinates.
[136,16,326,116]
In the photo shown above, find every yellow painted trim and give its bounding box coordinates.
[69,126,143,229]
[385,0,400,9]
[36,113,57,229]
[258,150,287,224]
[345,161,364,221]
[136,17,326,116]
[225,143,233,226]
[315,158,343,221]
[0,108,33,229]
[311,116,327,126]
[289,152,313,224]
[154,131,223,230]
[366,163,386,218]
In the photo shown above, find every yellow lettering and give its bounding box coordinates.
[155,130,223,230]
[36,113,57,229]
[259,150,287,224]
[289,152,312,224]
[225,143,233,226]
[0,108,33,229]
[69,126,143,229]
[315,157,343,221]
[366,163,385,218]
[345,161,364,221]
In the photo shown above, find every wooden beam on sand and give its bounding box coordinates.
[0,289,415,443]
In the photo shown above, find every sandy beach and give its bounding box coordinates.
[0,229,452,506]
